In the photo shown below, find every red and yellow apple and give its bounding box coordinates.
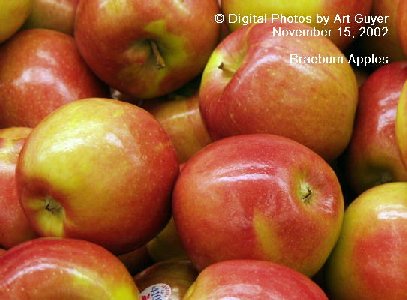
[221,0,372,49]
[16,98,179,254]
[74,0,220,99]
[173,134,344,276]
[0,29,107,128]
[0,127,36,249]
[326,182,407,299]
[24,0,79,34]
[0,238,140,299]
[199,22,358,161]
[396,81,407,166]
[0,0,32,43]
[184,260,328,299]
[346,62,407,194]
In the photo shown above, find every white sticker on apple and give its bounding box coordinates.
[140,283,171,300]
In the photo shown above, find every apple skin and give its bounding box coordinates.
[0,127,37,249]
[399,0,407,55]
[396,81,407,166]
[24,0,79,34]
[221,0,372,49]
[326,182,407,299]
[0,249,5,256]
[173,134,344,276]
[0,0,32,43]
[0,29,107,128]
[135,260,198,300]
[184,260,327,299]
[147,93,212,163]
[199,22,358,161]
[74,0,220,99]
[16,98,179,254]
[118,246,153,276]
[346,62,407,194]
[0,237,140,299]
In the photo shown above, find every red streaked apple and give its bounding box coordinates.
[221,0,372,49]
[346,62,407,194]
[0,0,32,43]
[0,127,37,249]
[326,182,407,300]
[0,29,107,128]
[184,260,328,299]
[135,260,198,300]
[199,22,358,161]
[173,134,344,276]
[24,0,79,34]
[16,98,179,254]
[396,81,407,166]
[399,0,407,55]
[74,0,220,99]
[0,238,140,299]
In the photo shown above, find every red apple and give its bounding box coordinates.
[0,1,32,43]
[199,22,358,161]
[0,127,37,249]
[135,260,198,300]
[184,260,328,299]
[16,98,179,254]
[147,93,211,163]
[74,0,220,99]
[221,0,372,49]
[24,0,79,34]
[118,246,153,276]
[0,237,140,299]
[326,182,407,299]
[0,29,107,128]
[398,0,407,55]
[0,249,5,256]
[173,134,344,276]
[346,62,407,194]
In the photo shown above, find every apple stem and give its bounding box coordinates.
[218,62,237,76]
[44,197,62,215]
[300,182,313,204]
[150,41,166,69]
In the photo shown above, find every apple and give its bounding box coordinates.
[184,260,328,299]
[0,0,32,43]
[398,0,407,55]
[326,182,407,299]
[135,260,198,300]
[0,237,140,299]
[0,249,5,256]
[221,0,372,49]
[74,0,220,99]
[0,127,37,249]
[355,0,406,62]
[16,98,179,254]
[173,134,344,276]
[147,218,188,262]
[24,0,79,34]
[146,92,211,163]
[346,62,407,195]
[396,81,407,166]
[0,29,107,128]
[118,246,153,276]
[199,21,358,161]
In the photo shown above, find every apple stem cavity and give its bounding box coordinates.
[44,196,63,215]
[150,40,166,69]
[300,182,313,204]
[218,62,237,76]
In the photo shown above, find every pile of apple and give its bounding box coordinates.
[1,0,407,299]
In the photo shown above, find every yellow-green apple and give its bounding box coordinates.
[147,218,188,262]
[326,182,407,299]
[24,0,79,34]
[0,29,107,128]
[199,22,358,161]
[356,0,406,62]
[74,0,220,99]
[118,246,153,276]
[0,237,140,299]
[399,0,407,55]
[173,134,344,276]
[135,260,198,300]
[396,81,407,166]
[0,0,32,43]
[221,0,372,49]
[0,127,37,249]
[184,260,328,299]
[16,98,179,254]
[346,62,407,194]
[147,93,211,163]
